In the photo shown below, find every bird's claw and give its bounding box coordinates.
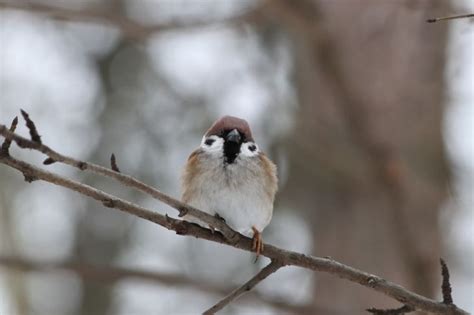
[251,226,263,262]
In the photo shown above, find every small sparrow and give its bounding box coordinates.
[181,116,278,257]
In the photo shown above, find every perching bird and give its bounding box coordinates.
[181,116,278,257]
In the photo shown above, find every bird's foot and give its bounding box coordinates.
[251,226,263,262]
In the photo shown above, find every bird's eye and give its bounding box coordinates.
[204,138,215,146]
[248,144,257,152]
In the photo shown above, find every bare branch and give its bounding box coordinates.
[365,261,457,314]
[367,305,414,314]
[0,153,170,224]
[203,260,284,314]
[0,122,239,243]
[0,116,18,155]
[427,13,474,23]
[0,123,470,315]
[20,110,41,143]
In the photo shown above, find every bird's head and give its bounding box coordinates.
[200,116,259,164]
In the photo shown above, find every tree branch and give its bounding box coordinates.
[20,109,41,144]
[427,13,474,23]
[0,116,17,154]
[203,260,284,314]
[0,124,239,244]
[367,258,458,315]
[0,120,470,315]
[367,305,414,315]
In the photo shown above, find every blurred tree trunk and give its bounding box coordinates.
[69,3,135,315]
[273,0,450,312]
[70,46,128,315]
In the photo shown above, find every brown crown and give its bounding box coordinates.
[205,116,254,142]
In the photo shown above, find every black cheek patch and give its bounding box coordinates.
[205,138,215,146]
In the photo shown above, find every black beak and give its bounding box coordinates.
[226,129,241,143]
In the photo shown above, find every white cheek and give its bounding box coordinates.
[240,142,259,157]
[200,136,224,155]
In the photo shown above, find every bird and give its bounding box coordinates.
[181,116,278,257]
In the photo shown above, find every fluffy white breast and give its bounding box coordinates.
[182,150,275,237]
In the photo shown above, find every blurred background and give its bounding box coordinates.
[0,0,473,314]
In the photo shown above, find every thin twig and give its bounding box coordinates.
[20,110,41,143]
[0,151,469,315]
[367,305,414,314]
[440,259,453,305]
[110,153,120,172]
[0,123,239,243]
[0,116,18,155]
[427,13,474,23]
[203,260,284,314]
